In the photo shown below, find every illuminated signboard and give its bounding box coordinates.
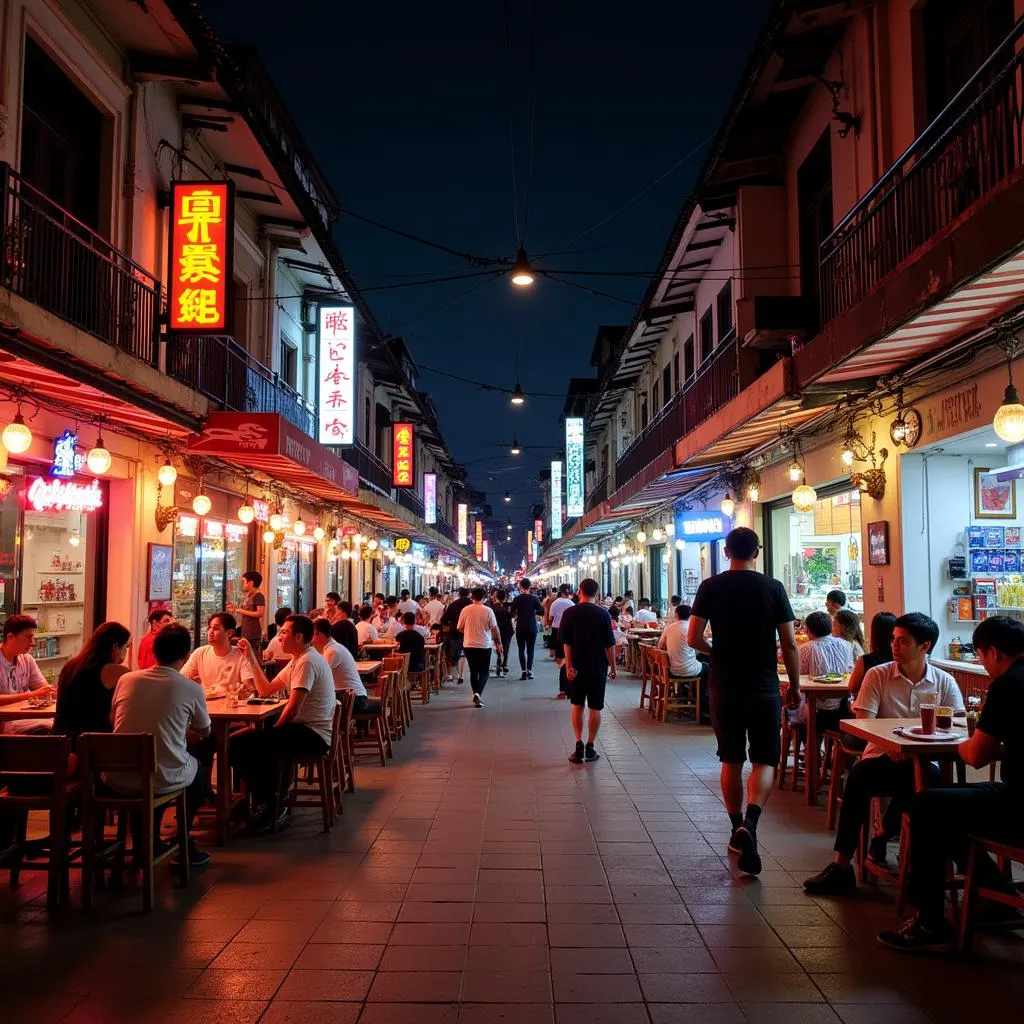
[51,430,83,478]
[483,539,489,563]
[565,416,584,517]
[318,306,355,445]
[674,509,732,543]
[457,503,468,545]
[534,517,543,545]
[475,520,483,560]
[550,461,563,540]
[395,537,411,553]
[252,499,269,523]
[28,477,103,513]
[392,423,414,488]
[168,181,233,335]
[423,472,437,524]
[527,529,533,562]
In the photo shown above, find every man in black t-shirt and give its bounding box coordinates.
[330,601,360,660]
[441,587,472,684]
[560,578,616,765]
[688,527,800,876]
[879,615,1024,953]
[395,613,426,673]
[510,579,543,679]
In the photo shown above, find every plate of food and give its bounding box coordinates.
[894,727,965,741]
[811,674,847,684]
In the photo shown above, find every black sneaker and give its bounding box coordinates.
[877,914,956,953]
[733,825,762,876]
[569,741,585,765]
[527,671,534,679]
[868,834,890,865]
[521,671,528,680]
[172,843,211,868]
[584,745,599,763]
[727,829,742,855]
[457,677,464,684]
[803,862,857,896]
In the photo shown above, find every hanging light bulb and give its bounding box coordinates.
[652,527,663,541]
[510,245,535,287]
[720,493,735,518]
[789,460,802,483]
[354,533,364,546]
[86,429,112,475]
[1,407,32,455]
[158,458,178,487]
[792,479,817,513]
[664,522,675,536]
[994,356,1024,442]
[841,445,855,466]
[367,539,378,550]
[237,501,255,524]
[675,538,685,551]
[293,517,306,537]
[269,511,283,532]
[504,490,512,503]
[69,529,81,548]
[510,439,522,456]
[313,525,326,542]
[636,530,647,543]
[510,382,526,406]
[747,483,760,502]
[192,489,212,516]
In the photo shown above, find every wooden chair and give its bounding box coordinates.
[647,649,670,720]
[333,690,355,805]
[638,643,655,710]
[411,648,435,705]
[778,713,805,790]
[825,736,862,831]
[353,670,394,766]
[960,836,1024,952]
[78,732,188,913]
[382,655,409,739]
[283,701,344,833]
[0,734,79,909]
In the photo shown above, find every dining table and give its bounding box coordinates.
[0,696,56,733]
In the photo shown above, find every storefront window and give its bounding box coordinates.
[276,538,316,613]
[198,519,226,629]
[172,514,198,639]
[768,487,863,622]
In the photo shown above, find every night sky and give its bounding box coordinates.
[201,1,770,566]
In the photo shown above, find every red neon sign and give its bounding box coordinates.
[393,422,414,488]
[28,477,103,513]
[168,181,234,334]
[475,520,483,560]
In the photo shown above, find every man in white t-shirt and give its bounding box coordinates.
[658,603,703,677]
[633,599,658,624]
[356,606,380,647]
[398,589,419,618]
[424,587,446,626]
[181,613,255,696]
[547,586,575,662]
[457,588,503,708]
[312,617,368,698]
[231,615,338,832]
[804,612,964,896]
[109,624,212,865]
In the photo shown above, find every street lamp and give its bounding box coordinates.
[504,490,512,503]
[510,246,535,287]
[510,382,526,406]
[510,439,522,456]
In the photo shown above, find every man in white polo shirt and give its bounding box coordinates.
[803,612,963,896]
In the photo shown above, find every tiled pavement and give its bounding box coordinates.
[3,654,1023,1023]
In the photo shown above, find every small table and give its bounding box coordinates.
[840,716,969,791]
[206,698,283,845]
[0,698,56,733]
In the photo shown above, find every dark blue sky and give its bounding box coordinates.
[202,1,769,563]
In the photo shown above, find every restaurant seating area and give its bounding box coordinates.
[1,655,1023,1023]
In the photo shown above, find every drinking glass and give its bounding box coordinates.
[935,706,953,731]
[919,702,936,734]
[226,679,240,708]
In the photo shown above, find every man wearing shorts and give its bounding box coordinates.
[560,578,617,765]
[688,527,800,875]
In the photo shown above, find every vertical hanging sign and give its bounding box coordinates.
[392,423,414,487]
[423,472,437,524]
[475,520,483,560]
[565,417,585,516]
[550,460,563,540]
[168,180,234,335]
[483,539,489,563]
[534,517,543,544]
[527,529,534,562]
[318,306,355,444]
[457,503,468,546]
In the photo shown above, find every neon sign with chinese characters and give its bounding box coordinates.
[565,417,585,516]
[475,520,483,560]
[423,472,437,524]
[392,423,414,487]
[457,503,468,546]
[550,460,563,540]
[168,181,233,334]
[27,477,103,513]
[318,306,355,445]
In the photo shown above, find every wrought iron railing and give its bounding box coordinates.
[614,335,740,488]
[165,334,315,436]
[344,439,392,495]
[819,17,1024,324]
[0,163,160,364]
[586,475,608,513]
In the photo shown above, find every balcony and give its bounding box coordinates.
[344,439,392,495]
[586,475,608,513]
[397,487,424,519]
[819,19,1024,325]
[0,163,160,364]
[615,335,741,487]
[166,334,315,436]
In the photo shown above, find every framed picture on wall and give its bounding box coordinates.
[867,521,889,566]
[974,468,1017,520]
[147,543,173,602]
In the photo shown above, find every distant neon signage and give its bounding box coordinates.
[393,423,414,488]
[423,472,437,524]
[168,181,233,334]
[395,537,411,553]
[475,520,483,560]
[527,529,533,562]
[565,417,584,517]
[252,499,269,523]
[675,509,732,543]
[318,306,355,445]
[457,503,468,545]
[483,539,489,563]
[28,477,103,513]
[534,517,543,544]
[550,460,563,540]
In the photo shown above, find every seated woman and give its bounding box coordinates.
[833,608,866,661]
[847,610,896,698]
[52,621,132,750]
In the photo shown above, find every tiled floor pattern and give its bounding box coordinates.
[2,654,1023,1023]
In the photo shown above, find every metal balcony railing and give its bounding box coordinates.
[166,334,315,436]
[344,439,392,495]
[820,17,1024,324]
[0,163,160,364]
[586,475,608,513]
[615,335,740,488]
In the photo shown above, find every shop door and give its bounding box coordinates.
[297,541,315,613]
[198,520,226,631]
[172,515,199,640]
[276,541,298,611]
[649,545,666,608]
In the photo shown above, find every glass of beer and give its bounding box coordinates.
[919,701,936,734]
[935,706,953,731]
[966,710,978,737]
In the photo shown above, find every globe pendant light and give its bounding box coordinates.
[86,429,112,475]
[792,477,817,513]
[994,353,1024,443]
[262,528,276,544]
[293,517,306,536]
[237,479,255,524]
[313,525,326,542]
[192,484,212,517]
[788,459,802,482]
[157,458,178,487]
[1,406,32,455]
[720,492,735,518]
[269,510,283,532]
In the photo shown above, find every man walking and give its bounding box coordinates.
[510,578,543,679]
[547,585,574,662]
[456,588,502,708]
[442,587,472,684]
[687,527,800,876]
[560,579,616,764]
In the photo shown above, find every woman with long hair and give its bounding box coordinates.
[833,608,866,660]
[847,610,897,697]
[53,621,132,748]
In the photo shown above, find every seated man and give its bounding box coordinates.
[356,605,379,647]
[395,613,426,672]
[329,602,360,660]
[312,617,372,708]
[323,592,343,624]
[263,607,292,661]
[0,615,55,733]
[879,616,1024,952]
[633,599,658,624]
[181,613,254,696]
[796,610,855,732]
[658,602,709,712]
[108,624,212,866]
[231,616,337,832]
[804,613,964,894]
